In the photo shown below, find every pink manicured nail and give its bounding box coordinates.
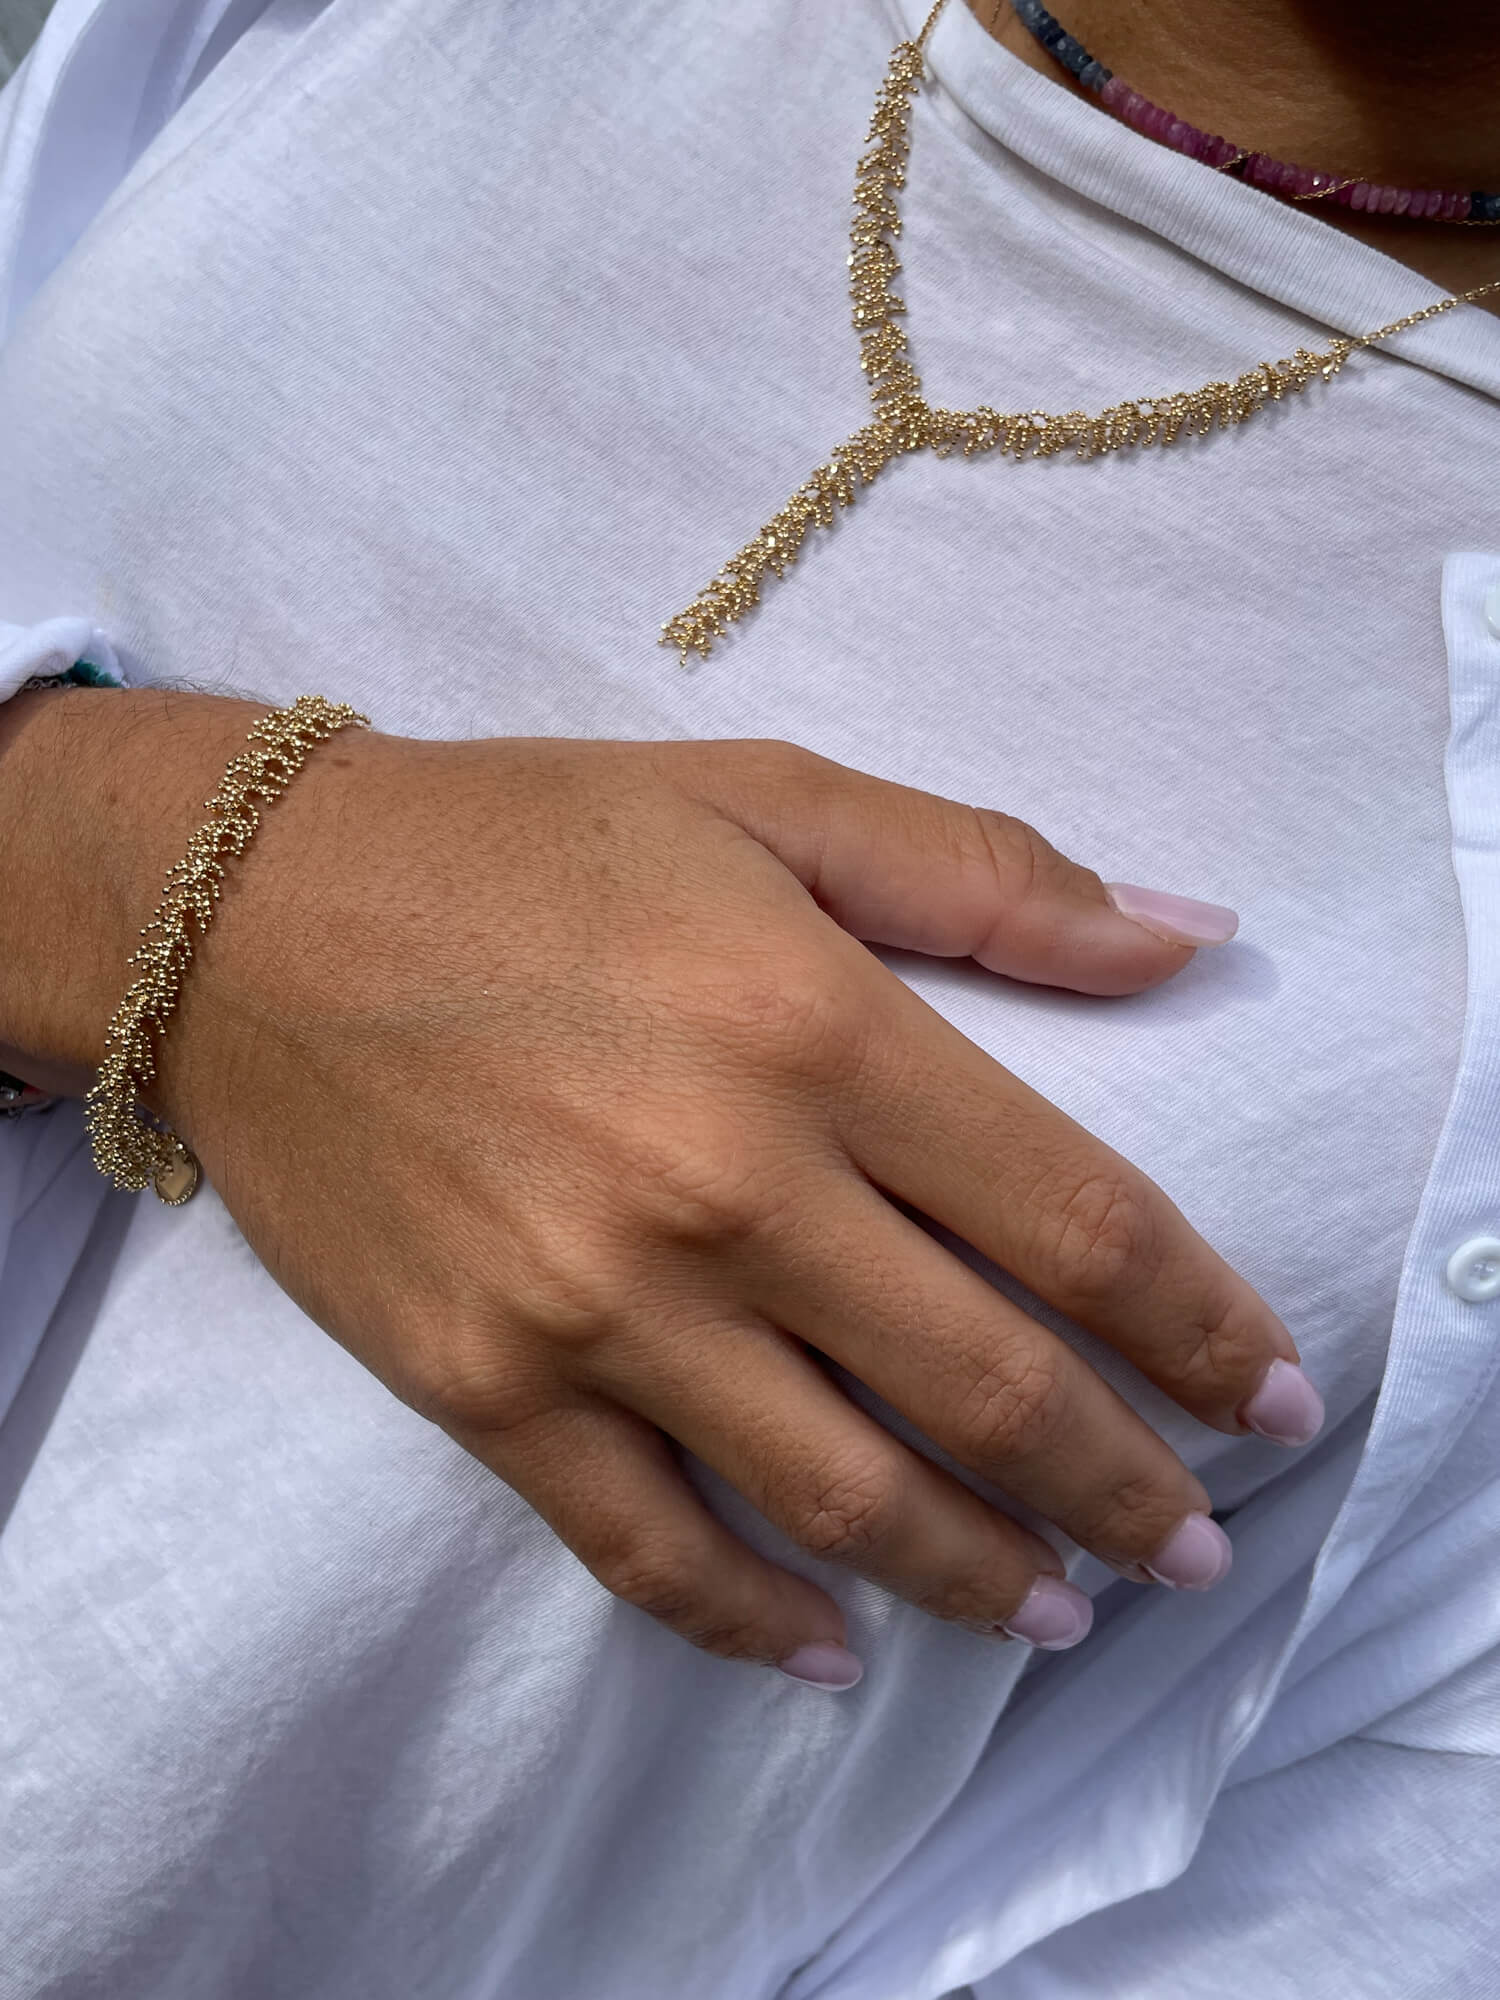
[777,1642,864,1690]
[1241,1357,1325,1445]
[999,1576,1095,1649]
[1142,1513,1233,1590]
[1103,882,1239,946]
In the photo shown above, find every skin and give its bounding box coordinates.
[0,690,1299,1675]
[972,0,1500,314]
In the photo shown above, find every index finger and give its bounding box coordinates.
[835,970,1325,1448]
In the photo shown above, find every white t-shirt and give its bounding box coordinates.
[0,1,1497,1995]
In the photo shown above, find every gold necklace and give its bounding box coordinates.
[659,0,1500,669]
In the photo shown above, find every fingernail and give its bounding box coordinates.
[1240,1356,1325,1446]
[1103,882,1239,946]
[777,1642,865,1690]
[998,1576,1095,1649]
[1142,1512,1233,1590]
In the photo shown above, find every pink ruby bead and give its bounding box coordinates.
[1204,135,1237,168]
[1378,185,1399,213]
[1350,181,1372,210]
[1424,189,1444,218]
[1164,117,1188,149]
[1392,189,1412,215]
[1101,74,1129,110]
[1332,181,1355,205]
[1291,165,1318,197]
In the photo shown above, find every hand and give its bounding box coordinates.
[142,726,1320,1684]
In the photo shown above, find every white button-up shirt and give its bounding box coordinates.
[0,1,1496,1995]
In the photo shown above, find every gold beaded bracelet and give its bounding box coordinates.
[84,694,371,1205]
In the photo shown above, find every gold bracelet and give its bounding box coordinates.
[84,694,371,1205]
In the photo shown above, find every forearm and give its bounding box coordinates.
[0,686,264,1095]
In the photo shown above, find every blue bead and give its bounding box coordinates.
[1055,35,1091,73]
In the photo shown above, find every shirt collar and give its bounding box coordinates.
[891,0,1500,404]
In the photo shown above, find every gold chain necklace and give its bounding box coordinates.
[659,0,1500,668]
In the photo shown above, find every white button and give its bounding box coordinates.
[1445,1233,1500,1301]
[1484,583,1500,638]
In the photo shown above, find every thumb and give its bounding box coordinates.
[696,741,1239,998]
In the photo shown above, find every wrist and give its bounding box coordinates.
[0,687,267,1083]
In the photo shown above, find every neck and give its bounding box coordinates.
[970,0,1500,312]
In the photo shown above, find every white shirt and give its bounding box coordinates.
[0,1,1497,1994]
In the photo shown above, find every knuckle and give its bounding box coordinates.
[1078,1469,1185,1559]
[951,1342,1069,1466]
[504,1220,630,1355]
[793,1455,903,1564]
[595,1534,703,1627]
[1170,1288,1274,1410]
[675,1613,778,1664]
[698,963,848,1076]
[610,1113,778,1250]
[690,735,841,801]
[743,736,833,783]
[592,1538,769,1661]
[403,1328,535,1434]
[966,806,1054,905]
[1037,1166,1159,1300]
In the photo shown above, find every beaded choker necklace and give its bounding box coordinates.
[1011,0,1500,225]
[657,0,1500,668]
